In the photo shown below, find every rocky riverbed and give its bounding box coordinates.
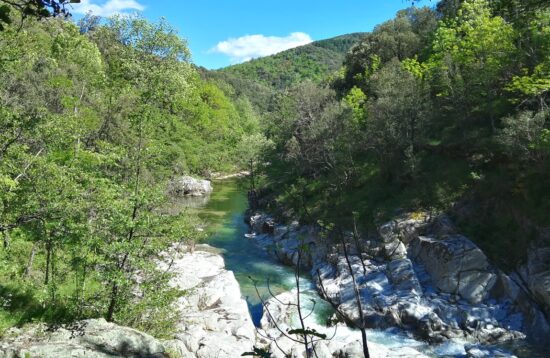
[2,178,547,358]
[0,244,256,358]
[247,211,550,356]
[258,290,430,358]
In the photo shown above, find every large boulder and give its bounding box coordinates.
[410,235,497,304]
[168,176,212,197]
[159,245,256,358]
[492,271,550,346]
[0,319,166,358]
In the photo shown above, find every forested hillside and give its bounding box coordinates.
[218,33,366,89]
[202,33,367,114]
[0,9,259,335]
[249,0,550,270]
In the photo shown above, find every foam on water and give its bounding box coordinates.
[195,180,540,357]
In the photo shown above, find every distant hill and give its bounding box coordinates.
[215,33,367,90]
[201,33,366,113]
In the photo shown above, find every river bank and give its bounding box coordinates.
[2,179,547,357]
[0,242,256,358]
[245,207,550,357]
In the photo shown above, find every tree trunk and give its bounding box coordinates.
[249,159,255,190]
[340,229,370,358]
[24,243,36,277]
[352,216,368,276]
[2,230,9,250]
[44,240,51,285]
[106,283,118,322]
[295,250,311,357]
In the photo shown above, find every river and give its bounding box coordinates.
[192,179,540,357]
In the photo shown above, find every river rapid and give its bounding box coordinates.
[191,179,539,358]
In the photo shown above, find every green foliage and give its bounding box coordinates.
[241,347,272,358]
[235,133,274,189]
[0,1,77,32]
[0,12,258,336]
[497,111,549,161]
[0,5,11,31]
[256,0,550,269]
[344,86,367,124]
[217,33,366,96]
[428,0,516,99]
[335,7,437,94]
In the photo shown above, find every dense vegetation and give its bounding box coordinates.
[218,33,366,90]
[251,0,550,270]
[0,9,259,335]
[203,33,367,115]
[1,0,549,344]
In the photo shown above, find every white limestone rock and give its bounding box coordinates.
[168,176,212,197]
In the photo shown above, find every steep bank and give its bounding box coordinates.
[246,210,550,356]
[160,244,256,357]
[0,244,256,358]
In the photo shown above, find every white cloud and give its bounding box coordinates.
[71,0,145,17]
[211,32,313,63]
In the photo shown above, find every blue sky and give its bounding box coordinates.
[71,1,418,69]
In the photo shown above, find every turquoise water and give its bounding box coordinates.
[193,179,543,357]
[196,179,300,325]
[194,179,437,352]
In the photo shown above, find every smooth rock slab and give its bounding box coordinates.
[160,247,256,358]
[0,319,166,358]
[1,246,256,358]
[410,235,497,304]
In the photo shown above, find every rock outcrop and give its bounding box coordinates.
[257,291,429,358]
[519,236,550,320]
[0,319,166,358]
[167,176,212,197]
[247,212,549,348]
[159,245,256,358]
[1,245,255,358]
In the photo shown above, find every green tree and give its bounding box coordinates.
[427,0,516,130]
[235,133,274,189]
[365,59,431,180]
[0,11,252,335]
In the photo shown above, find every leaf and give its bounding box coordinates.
[288,328,327,339]
[241,346,272,357]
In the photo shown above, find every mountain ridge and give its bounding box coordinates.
[214,32,367,89]
[200,32,366,113]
